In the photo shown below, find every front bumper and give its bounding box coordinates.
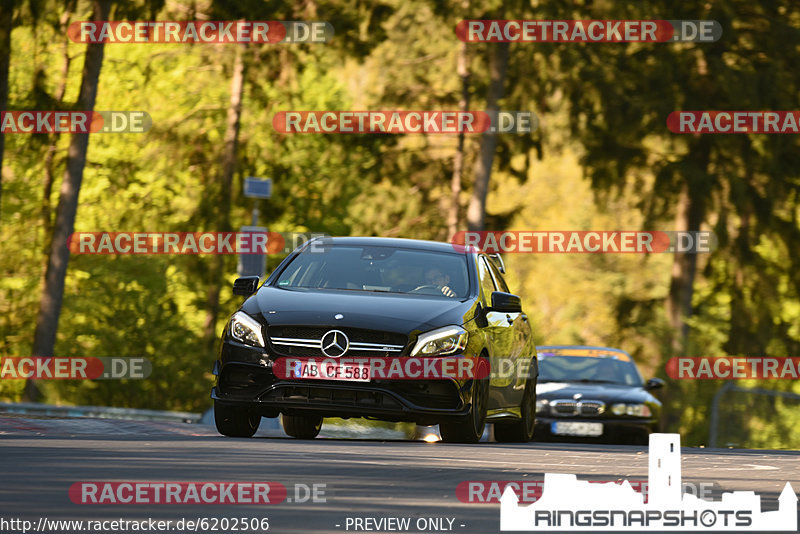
[212,339,471,425]
[534,416,657,444]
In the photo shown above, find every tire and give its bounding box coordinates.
[214,400,260,438]
[495,378,536,443]
[440,378,488,444]
[282,414,323,439]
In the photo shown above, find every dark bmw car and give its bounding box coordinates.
[211,237,538,443]
[534,346,663,444]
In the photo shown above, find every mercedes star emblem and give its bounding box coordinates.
[321,329,349,357]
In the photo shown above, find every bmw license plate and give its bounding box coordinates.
[551,421,603,437]
[295,360,370,382]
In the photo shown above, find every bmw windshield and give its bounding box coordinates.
[537,349,644,387]
[273,244,471,298]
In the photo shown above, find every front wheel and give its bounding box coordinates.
[282,414,323,439]
[495,378,536,443]
[214,400,260,438]
[440,379,488,444]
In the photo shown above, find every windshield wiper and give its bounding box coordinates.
[571,379,619,384]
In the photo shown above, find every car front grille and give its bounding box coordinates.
[261,384,404,410]
[260,381,461,411]
[268,326,407,358]
[549,399,606,416]
[387,381,462,410]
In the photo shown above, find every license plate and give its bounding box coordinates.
[551,421,603,437]
[293,361,370,382]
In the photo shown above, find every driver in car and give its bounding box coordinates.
[424,267,456,297]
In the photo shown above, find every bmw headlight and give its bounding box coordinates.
[410,326,468,357]
[611,403,652,417]
[229,311,265,347]
[535,399,549,415]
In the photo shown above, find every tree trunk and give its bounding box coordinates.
[202,43,246,351]
[666,143,710,355]
[447,38,470,240]
[26,0,111,402]
[0,0,14,221]
[41,4,75,240]
[466,42,509,231]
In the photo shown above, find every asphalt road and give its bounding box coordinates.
[1,415,798,533]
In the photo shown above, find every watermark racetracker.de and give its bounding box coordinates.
[272,110,537,134]
[67,21,334,44]
[0,357,151,380]
[69,480,328,504]
[668,111,800,134]
[272,356,538,381]
[451,231,718,254]
[0,111,151,133]
[666,357,800,380]
[456,20,722,43]
[67,232,328,255]
[458,479,719,504]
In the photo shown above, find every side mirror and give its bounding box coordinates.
[489,291,522,313]
[645,377,665,390]
[233,276,260,296]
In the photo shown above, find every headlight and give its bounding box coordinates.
[535,399,549,414]
[229,311,265,347]
[410,326,468,357]
[611,403,652,417]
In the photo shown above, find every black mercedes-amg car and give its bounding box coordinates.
[211,237,538,443]
[534,345,664,444]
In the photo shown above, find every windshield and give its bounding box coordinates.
[273,244,470,298]
[537,348,644,386]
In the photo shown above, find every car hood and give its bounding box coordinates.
[247,286,476,333]
[536,381,656,404]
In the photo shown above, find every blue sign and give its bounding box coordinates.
[244,177,272,199]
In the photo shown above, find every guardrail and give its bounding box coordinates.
[708,383,800,447]
[0,401,202,423]
[0,402,415,439]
